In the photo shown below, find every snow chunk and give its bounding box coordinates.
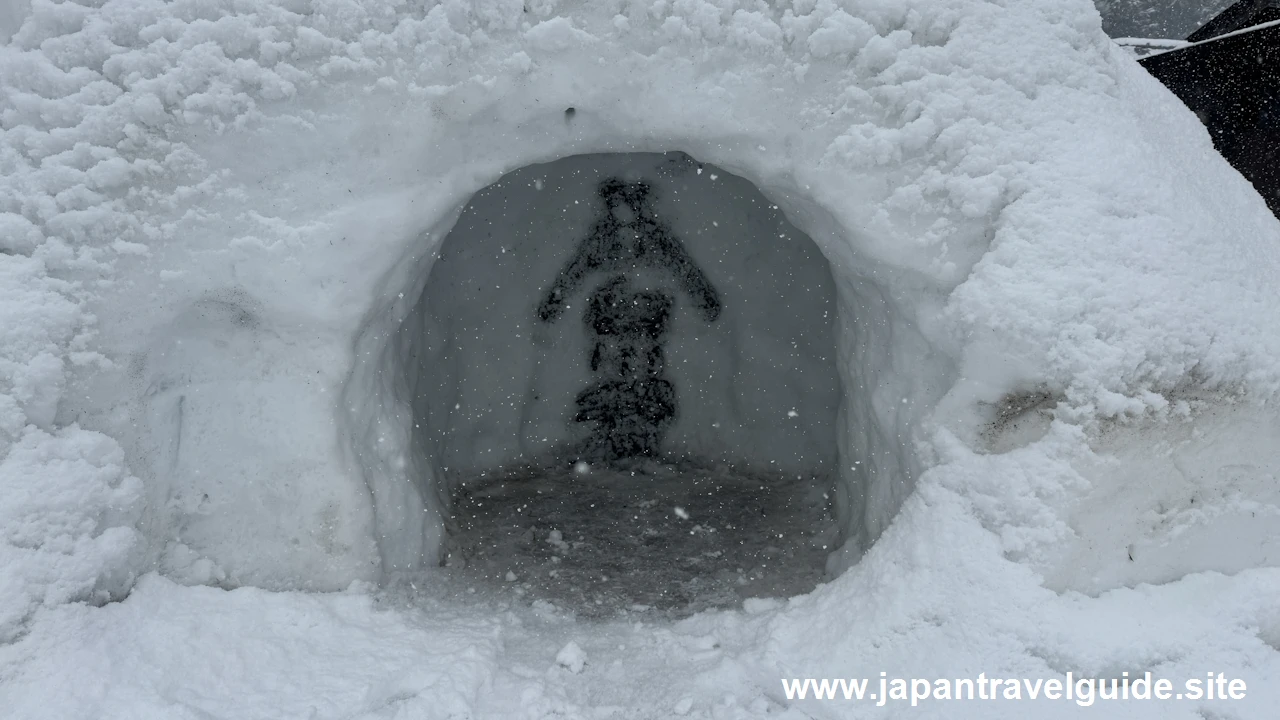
[807,10,877,58]
[0,214,42,256]
[545,529,569,552]
[554,640,587,673]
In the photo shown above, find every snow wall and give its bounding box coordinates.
[4,0,1280,638]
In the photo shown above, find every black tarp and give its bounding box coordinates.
[1140,19,1280,215]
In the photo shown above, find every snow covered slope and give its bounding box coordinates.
[2,0,1280,717]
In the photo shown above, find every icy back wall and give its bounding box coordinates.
[407,153,840,479]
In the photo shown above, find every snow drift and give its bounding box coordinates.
[3,0,1280,716]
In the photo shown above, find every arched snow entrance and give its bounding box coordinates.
[388,152,844,612]
[342,142,950,597]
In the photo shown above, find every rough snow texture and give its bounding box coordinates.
[2,0,1280,717]
[0,425,141,642]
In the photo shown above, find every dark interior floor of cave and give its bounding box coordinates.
[441,461,839,619]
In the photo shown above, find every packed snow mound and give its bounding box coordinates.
[1,0,1280,715]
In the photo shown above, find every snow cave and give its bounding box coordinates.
[387,152,847,612]
[333,147,942,613]
[7,0,1280,715]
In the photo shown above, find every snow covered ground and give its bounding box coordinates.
[444,460,836,619]
[3,0,1280,717]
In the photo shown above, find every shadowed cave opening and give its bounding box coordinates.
[350,150,935,618]
[409,152,842,616]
